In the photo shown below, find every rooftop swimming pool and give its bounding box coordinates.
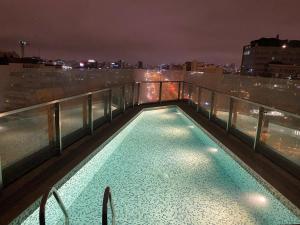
[11,106,300,225]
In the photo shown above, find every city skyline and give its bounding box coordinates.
[1,0,300,65]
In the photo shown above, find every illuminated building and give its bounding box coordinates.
[241,36,300,77]
[265,63,300,79]
[184,61,223,74]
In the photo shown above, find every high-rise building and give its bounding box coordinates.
[223,63,238,74]
[169,64,184,70]
[241,36,300,77]
[184,61,205,71]
[184,60,223,74]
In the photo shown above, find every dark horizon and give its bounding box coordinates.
[1,0,300,65]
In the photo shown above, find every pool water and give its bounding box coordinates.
[14,107,300,225]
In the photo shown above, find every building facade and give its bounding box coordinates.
[265,63,300,79]
[184,60,223,74]
[241,37,300,77]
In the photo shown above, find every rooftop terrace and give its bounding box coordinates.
[0,71,299,224]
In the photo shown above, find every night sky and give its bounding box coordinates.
[1,0,300,65]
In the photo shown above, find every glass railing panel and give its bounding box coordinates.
[213,93,230,123]
[231,99,259,140]
[161,82,179,101]
[183,83,190,99]
[139,82,160,104]
[199,88,212,113]
[93,91,108,125]
[111,87,122,113]
[133,83,139,105]
[190,85,198,106]
[0,106,55,182]
[260,110,300,167]
[124,84,133,107]
[61,97,88,140]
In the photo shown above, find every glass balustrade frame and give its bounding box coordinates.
[184,81,300,179]
[0,80,299,188]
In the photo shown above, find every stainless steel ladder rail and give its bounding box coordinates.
[102,186,116,225]
[39,187,70,225]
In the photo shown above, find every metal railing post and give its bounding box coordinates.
[104,91,108,117]
[108,89,112,122]
[254,106,264,151]
[188,84,191,105]
[122,85,126,112]
[182,82,185,99]
[88,94,93,135]
[177,82,181,100]
[197,87,201,112]
[0,156,3,189]
[54,102,62,153]
[226,97,233,132]
[159,81,162,103]
[137,82,141,105]
[209,91,215,120]
[131,83,135,108]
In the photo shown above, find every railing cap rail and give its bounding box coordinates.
[0,80,299,120]
[183,81,300,119]
[0,88,111,118]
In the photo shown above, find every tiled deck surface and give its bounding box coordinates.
[0,101,299,225]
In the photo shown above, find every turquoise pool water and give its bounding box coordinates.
[13,107,300,225]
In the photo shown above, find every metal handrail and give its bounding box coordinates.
[1,79,300,188]
[2,79,297,119]
[102,186,116,225]
[135,80,182,84]
[182,81,300,119]
[39,187,69,225]
[0,88,111,118]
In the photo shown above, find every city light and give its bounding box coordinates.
[79,62,84,67]
[0,125,6,132]
[62,65,72,70]
[250,109,283,117]
[267,111,283,116]
[282,44,287,49]
[88,59,96,63]
[191,71,204,75]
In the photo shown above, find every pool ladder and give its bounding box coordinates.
[39,187,69,225]
[102,186,116,225]
[39,186,116,225]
